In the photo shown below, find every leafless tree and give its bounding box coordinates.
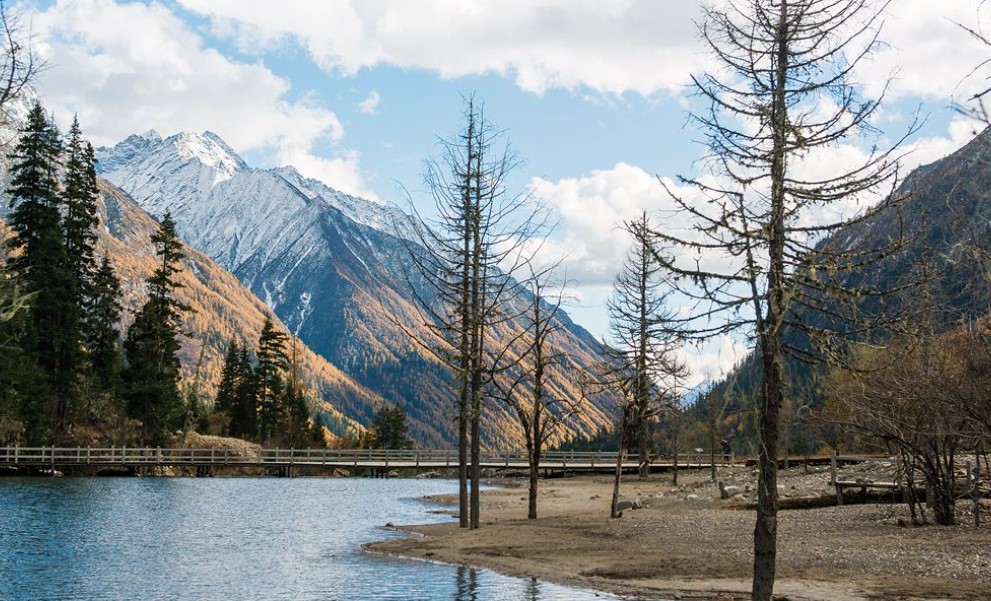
[495,269,583,519]
[0,0,43,113]
[825,327,979,525]
[398,96,544,529]
[641,1,913,598]
[605,213,687,480]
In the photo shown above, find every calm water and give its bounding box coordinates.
[0,477,629,601]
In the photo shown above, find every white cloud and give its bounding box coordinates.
[859,0,990,103]
[176,0,991,103]
[176,0,706,96]
[358,90,380,115]
[278,148,380,202]
[535,118,980,383]
[677,335,751,389]
[23,0,373,198]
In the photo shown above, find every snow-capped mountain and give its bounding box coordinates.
[96,130,617,446]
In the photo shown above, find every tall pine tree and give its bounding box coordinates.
[62,116,100,303]
[230,345,257,439]
[85,256,122,390]
[6,102,75,441]
[255,318,288,443]
[123,212,190,445]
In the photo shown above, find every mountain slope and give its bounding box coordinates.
[0,174,382,440]
[826,128,991,325]
[97,131,618,447]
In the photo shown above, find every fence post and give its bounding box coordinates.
[973,458,981,529]
[831,451,843,506]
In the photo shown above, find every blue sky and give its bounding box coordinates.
[18,0,991,382]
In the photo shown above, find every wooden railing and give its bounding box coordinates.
[0,447,736,470]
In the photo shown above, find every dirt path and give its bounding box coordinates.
[365,467,991,600]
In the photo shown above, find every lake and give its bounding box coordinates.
[0,477,628,600]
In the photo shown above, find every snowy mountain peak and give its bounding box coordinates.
[167,131,246,179]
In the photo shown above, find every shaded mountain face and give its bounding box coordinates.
[0,177,375,439]
[709,128,991,423]
[97,131,617,447]
[826,128,991,326]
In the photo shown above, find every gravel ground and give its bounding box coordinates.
[367,464,991,600]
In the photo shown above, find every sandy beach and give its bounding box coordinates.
[365,466,991,600]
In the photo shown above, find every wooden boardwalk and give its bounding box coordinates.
[0,447,736,474]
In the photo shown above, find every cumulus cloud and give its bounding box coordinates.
[358,90,380,115]
[534,119,979,382]
[176,0,991,102]
[24,0,373,198]
[176,0,706,96]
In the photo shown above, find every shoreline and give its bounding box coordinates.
[365,468,991,601]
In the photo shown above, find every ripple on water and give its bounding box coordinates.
[0,478,648,601]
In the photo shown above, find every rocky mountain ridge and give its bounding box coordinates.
[96,128,617,446]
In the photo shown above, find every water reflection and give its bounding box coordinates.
[455,565,478,601]
[525,576,540,601]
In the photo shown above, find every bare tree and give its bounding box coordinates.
[606,213,687,480]
[496,269,583,519]
[642,2,912,598]
[825,327,979,525]
[697,383,732,481]
[398,96,543,529]
[599,214,688,520]
[0,0,45,324]
[0,0,43,112]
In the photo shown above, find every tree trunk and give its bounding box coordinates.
[672,425,679,486]
[710,427,717,482]
[528,439,539,519]
[458,390,469,528]
[753,342,782,601]
[752,5,789,600]
[470,405,481,529]
[611,408,628,518]
[638,418,650,479]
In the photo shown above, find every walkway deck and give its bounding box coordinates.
[0,447,736,473]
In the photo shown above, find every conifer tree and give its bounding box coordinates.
[214,340,241,421]
[229,345,257,439]
[6,102,74,440]
[84,256,122,389]
[645,2,909,597]
[282,335,314,447]
[255,318,288,442]
[0,264,38,445]
[123,212,190,445]
[282,386,312,448]
[62,116,100,302]
[607,213,687,480]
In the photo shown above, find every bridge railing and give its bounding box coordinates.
[0,447,737,468]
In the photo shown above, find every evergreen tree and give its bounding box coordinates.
[6,102,75,441]
[62,116,100,308]
[370,405,413,450]
[214,341,241,420]
[229,345,257,439]
[84,256,122,390]
[123,212,190,445]
[255,318,288,442]
[0,265,39,445]
[282,386,313,448]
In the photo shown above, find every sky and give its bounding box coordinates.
[16,0,991,385]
